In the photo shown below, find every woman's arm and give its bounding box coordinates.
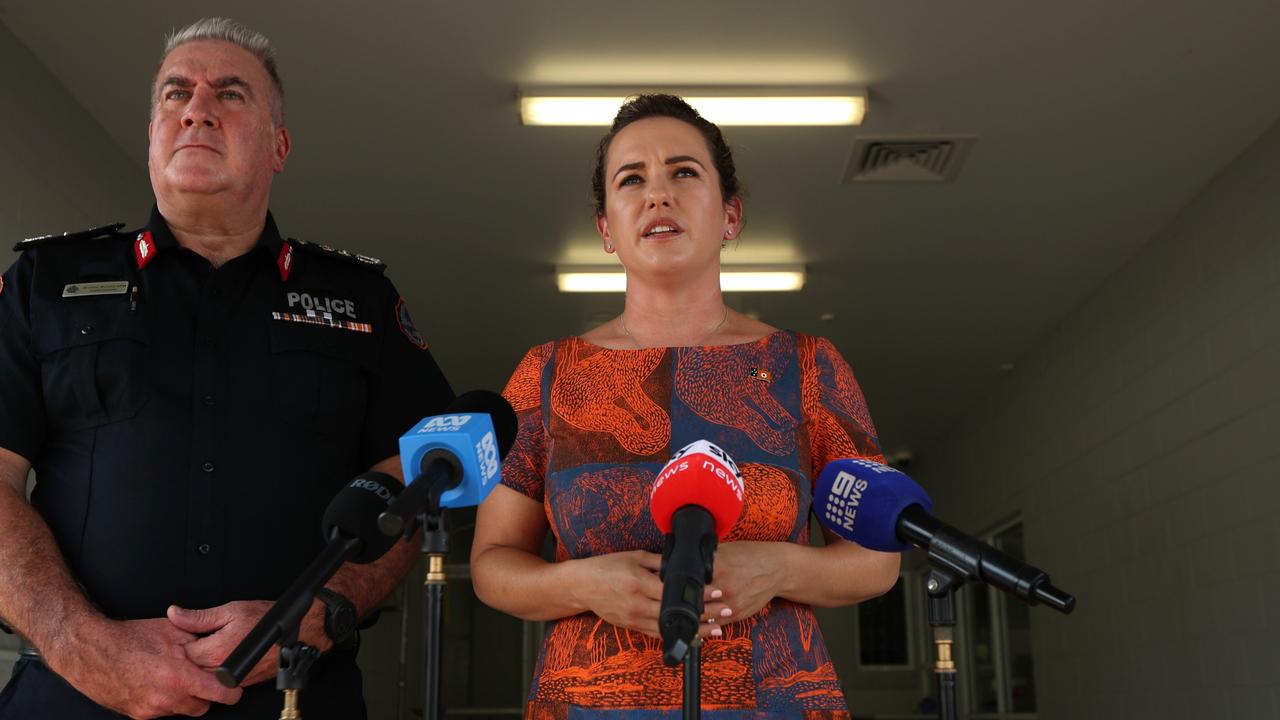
[703,530,900,625]
[470,484,668,636]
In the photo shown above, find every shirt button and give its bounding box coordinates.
[201,462,215,473]
[202,395,216,406]
[198,543,211,555]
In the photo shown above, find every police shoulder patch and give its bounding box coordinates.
[290,238,386,274]
[13,223,129,253]
[396,297,429,350]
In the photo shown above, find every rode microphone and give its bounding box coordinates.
[217,472,404,687]
[815,459,1075,613]
[648,440,745,665]
[378,390,518,537]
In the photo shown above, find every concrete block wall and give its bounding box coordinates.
[915,117,1280,719]
[0,18,151,683]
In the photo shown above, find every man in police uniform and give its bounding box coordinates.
[0,18,453,719]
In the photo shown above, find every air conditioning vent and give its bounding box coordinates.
[843,136,976,183]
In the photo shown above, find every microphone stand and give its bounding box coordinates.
[275,624,322,720]
[919,562,1075,720]
[419,506,449,720]
[899,510,1075,720]
[923,567,960,720]
[379,451,460,720]
[683,639,701,720]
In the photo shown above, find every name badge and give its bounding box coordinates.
[63,281,130,298]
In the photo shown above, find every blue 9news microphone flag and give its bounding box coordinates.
[815,458,931,552]
[815,458,1075,613]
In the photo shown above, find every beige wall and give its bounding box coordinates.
[915,118,1280,718]
[0,24,151,259]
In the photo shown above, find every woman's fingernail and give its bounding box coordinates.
[710,627,723,638]
[710,589,723,599]
[720,608,732,617]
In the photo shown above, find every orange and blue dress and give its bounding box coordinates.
[499,331,883,719]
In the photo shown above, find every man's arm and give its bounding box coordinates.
[0,446,241,718]
[0,449,94,665]
[324,455,420,620]
[170,454,421,685]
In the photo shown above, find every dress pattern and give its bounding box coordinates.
[500,331,883,719]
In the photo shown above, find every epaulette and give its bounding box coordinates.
[13,223,128,252]
[290,238,386,274]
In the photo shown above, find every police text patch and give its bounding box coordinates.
[286,291,357,319]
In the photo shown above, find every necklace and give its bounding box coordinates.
[618,307,729,349]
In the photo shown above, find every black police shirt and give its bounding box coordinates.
[0,207,454,620]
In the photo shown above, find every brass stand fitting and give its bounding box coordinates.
[280,688,300,719]
[426,555,445,584]
[933,626,956,673]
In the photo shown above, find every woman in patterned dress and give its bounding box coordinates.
[471,94,900,719]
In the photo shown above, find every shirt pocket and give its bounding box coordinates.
[267,321,377,438]
[32,299,151,432]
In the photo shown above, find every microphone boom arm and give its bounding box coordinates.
[215,532,360,688]
[897,505,1074,613]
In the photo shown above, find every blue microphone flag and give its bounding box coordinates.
[399,412,501,509]
[815,459,933,552]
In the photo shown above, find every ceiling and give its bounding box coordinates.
[4,0,1279,459]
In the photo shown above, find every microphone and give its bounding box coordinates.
[648,440,745,665]
[216,472,404,688]
[378,390,518,537]
[814,459,1075,613]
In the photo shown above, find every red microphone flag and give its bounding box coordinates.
[648,439,744,539]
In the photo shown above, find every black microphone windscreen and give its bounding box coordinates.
[445,389,518,459]
[322,472,404,563]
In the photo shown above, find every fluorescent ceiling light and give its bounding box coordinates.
[720,270,806,292]
[521,89,865,126]
[557,271,627,293]
[557,265,805,293]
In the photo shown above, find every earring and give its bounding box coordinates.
[605,243,614,252]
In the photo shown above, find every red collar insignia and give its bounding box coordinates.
[277,241,294,282]
[134,231,156,270]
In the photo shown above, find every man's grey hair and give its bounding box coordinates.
[153,17,286,124]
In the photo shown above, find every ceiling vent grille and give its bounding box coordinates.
[843,136,976,183]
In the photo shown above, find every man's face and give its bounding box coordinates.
[148,39,289,205]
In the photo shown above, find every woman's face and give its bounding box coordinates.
[596,116,742,283]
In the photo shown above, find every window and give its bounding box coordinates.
[856,574,913,668]
[962,520,1037,717]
